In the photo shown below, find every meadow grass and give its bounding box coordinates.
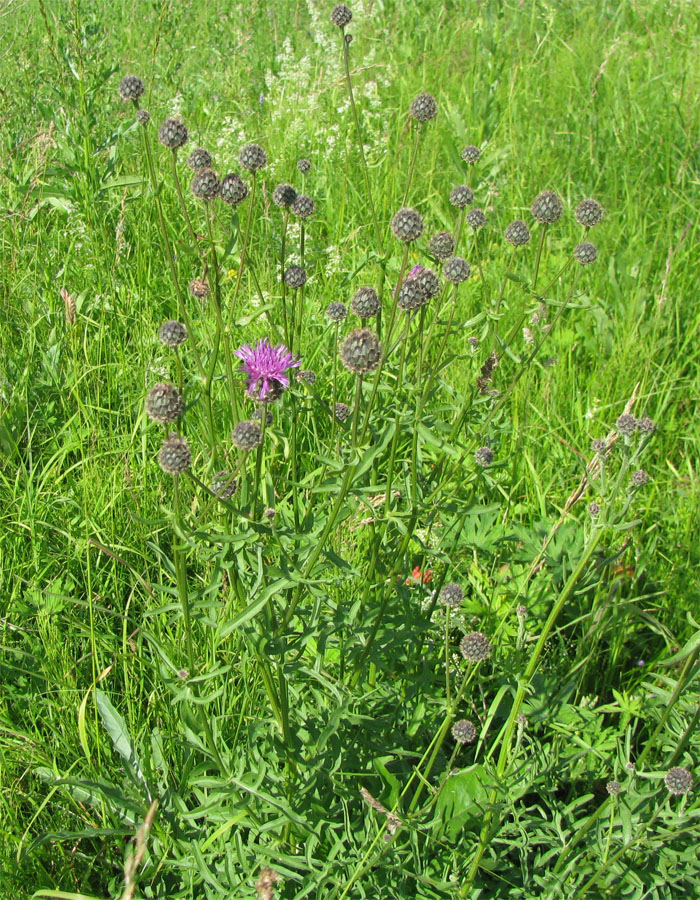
[1,0,699,898]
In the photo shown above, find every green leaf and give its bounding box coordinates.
[95,689,146,789]
[658,629,700,667]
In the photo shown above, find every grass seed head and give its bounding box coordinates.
[390,207,424,242]
[158,433,191,474]
[340,329,382,375]
[158,117,188,150]
[531,189,563,224]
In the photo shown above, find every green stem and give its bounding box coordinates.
[170,150,199,251]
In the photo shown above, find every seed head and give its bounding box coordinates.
[460,631,492,663]
[449,185,474,208]
[413,266,441,298]
[297,158,312,174]
[158,118,188,150]
[291,193,315,218]
[466,208,486,230]
[239,143,267,172]
[326,301,348,323]
[591,438,606,455]
[340,329,382,375]
[284,265,307,289]
[210,470,238,499]
[252,407,274,425]
[443,256,471,284]
[136,109,150,125]
[334,402,351,422]
[298,369,316,385]
[330,4,352,26]
[390,207,424,243]
[158,320,187,347]
[187,148,212,170]
[638,416,656,435]
[451,719,477,743]
[409,92,437,123]
[616,414,638,437]
[588,502,601,518]
[474,446,494,467]
[575,198,605,228]
[606,780,621,796]
[232,420,263,451]
[440,583,464,609]
[574,241,597,265]
[398,275,429,311]
[158,434,191,474]
[665,767,693,795]
[428,231,455,260]
[516,605,528,619]
[191,168,220,201]
[272,183,297,207]
[461,145,481,164]
[531,190,563,224]
[630,469,649,487]
[146,383,184,423]
[350,286,381,319]
[264,507,277,521]
[189,279,210,300]
[505,219,531,246]
[220,173,249,205]
[119,74,145,102]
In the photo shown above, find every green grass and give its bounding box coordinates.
[1,0,700,898]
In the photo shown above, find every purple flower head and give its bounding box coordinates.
[409,264,424,278]
[234,338,300,400]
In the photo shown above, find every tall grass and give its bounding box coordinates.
[1,1,699,898]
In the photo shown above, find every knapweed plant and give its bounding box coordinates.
[2,2,699,899]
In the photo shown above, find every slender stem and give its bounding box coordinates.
[532,224,548,291]
[341,34,382,249]
[228,174,257,329]
[402,127,421,207]
[351,375,363,446]
[169,151,199,250]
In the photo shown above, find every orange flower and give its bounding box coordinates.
[404,565,433,586]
